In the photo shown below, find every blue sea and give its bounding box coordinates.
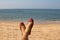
[0,9,60,23]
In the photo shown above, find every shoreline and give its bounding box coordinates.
[0,20,60,24]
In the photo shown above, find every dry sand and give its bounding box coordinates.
[0,21,60,40]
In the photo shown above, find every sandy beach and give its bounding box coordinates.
[0,21,60,40]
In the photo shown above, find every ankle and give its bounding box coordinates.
[23,32,29,36]
[22,33,28,40]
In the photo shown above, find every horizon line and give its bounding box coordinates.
[0,8,60,9]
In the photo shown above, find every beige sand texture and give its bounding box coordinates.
[0,21,60,40]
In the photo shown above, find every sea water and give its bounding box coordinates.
[0,9,60,23]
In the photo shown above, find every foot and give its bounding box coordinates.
[25,18,34,35]
[20,22,26,35]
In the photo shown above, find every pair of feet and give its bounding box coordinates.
[20,18,34,35]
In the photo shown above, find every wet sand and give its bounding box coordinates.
[0,21,60,40]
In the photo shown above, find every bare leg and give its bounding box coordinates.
[22,32,28,40]
[20,18,34,40]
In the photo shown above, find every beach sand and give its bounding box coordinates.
[0,21,60,40]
